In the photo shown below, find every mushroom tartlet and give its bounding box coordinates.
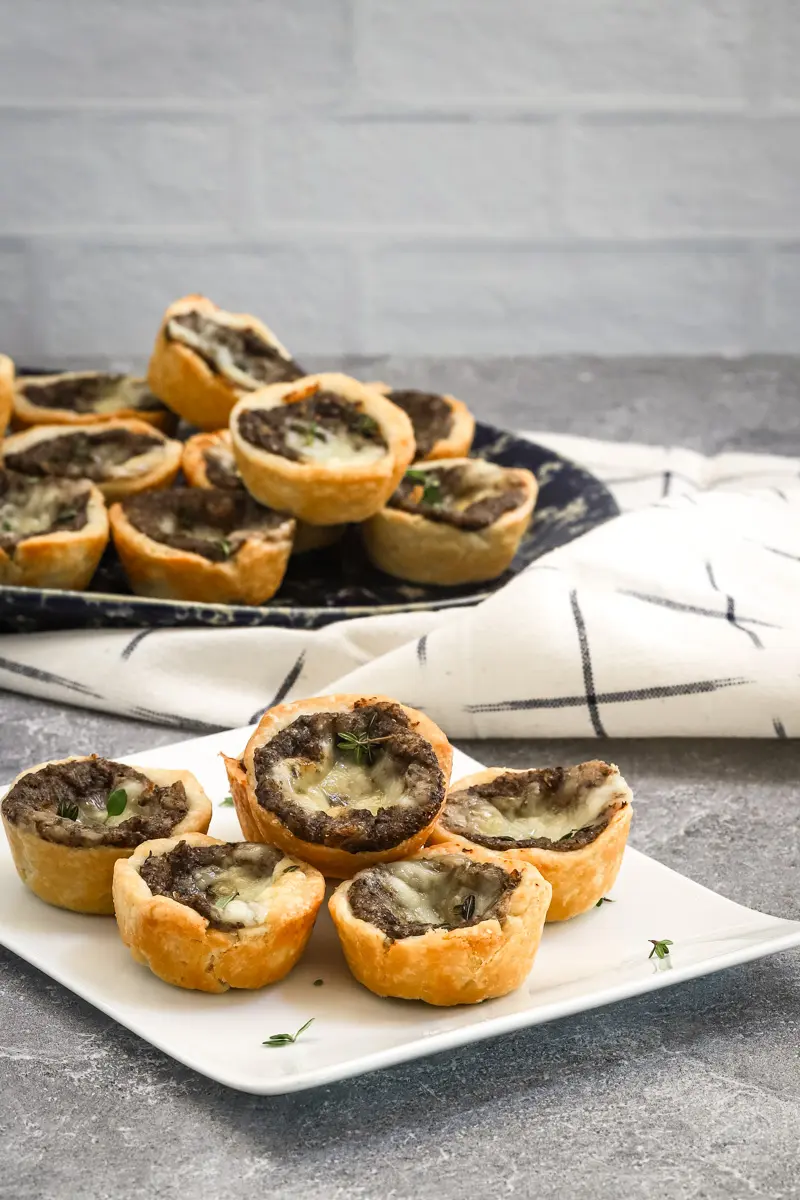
[3,419,183,502]
[181,429,343,556]
[0,469,108,590]
[113,833,325,992]
[363,458,537,586]
[148,294,303,430]
[369,383,475,462]
[224,694,453,879]
[430,762,633,921]
[329,843,551,1005]
[1,757,212,914]
[0,354,14,435]
[230,374,415,525]
[12,370,174,431]
[109,487,295,605]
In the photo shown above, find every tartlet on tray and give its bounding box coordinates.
[329,842,551,1005]
[430,762,633,921]
[181,428,343,556]
[0,354,14,435]
[362,458,537,586]
[224,693,453,878]
[148,294,303,430]
[229,374,415,525]
[3,419,182,502]
[0,469,108,590]
[12,370,174,431]
[1,756,212,914]
[368,383,475,462]
[113,832,325,992]
[109,487,295,605]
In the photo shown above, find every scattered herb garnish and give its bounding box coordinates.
[303,420,324,446]
[218,538,232,557]
[559,828,582,842]
[596,896,614,907]
[313,978,324,987]
[215,892,238,911]
[219,795,235,807]
[357,413,379,437]
[56,799,79,821]
[405,467,442,507]
[648,938,673,961]
[282,865,301,875]
[457,893,476,922]
[337,716,391,766]
[0,519,11,532]
[106,788,128,818]
[263,1017,314,1048]
[58,508,78,522]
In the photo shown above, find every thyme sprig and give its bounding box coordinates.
[596,896,614,907]
[263,1017,314,1048]
[56,798,79,821]
[456,893,476,922]
[337,716,391,766]
[405,467,442,507]
[648,938,673,961]
[216,891,238,911]
[302,420,325,446]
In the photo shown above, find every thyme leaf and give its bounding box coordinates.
[404,467,442,507]
[262,1017,314,1048]
[216,891,238,911]
[219,795,235,807]
[313,978,324,987]
[596,896,614,907]
[457,893,476,922]
[648,938,673,961]
[336,725,391,766]
[218,538,232,557]
[558,828,582,842]
[281,865,301,875]
[303,420,324,446]
[56,799,79,821]
[106,788,128,818]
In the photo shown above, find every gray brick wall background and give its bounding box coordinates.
[0,0,798,366]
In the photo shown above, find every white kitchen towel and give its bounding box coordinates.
[0,435,798,738]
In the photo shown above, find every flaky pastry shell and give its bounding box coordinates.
[229,374,415,525]
[2,419,182,502]
[12,371,174,431]
[0,481,108,590]
[224,693,453,879]
[0,354,14,435]
[430,766,633,921]
[329,842,551,1006]
[362,460,537,586]
[2,760,212,915]
[368,381,475,462]
[109,499,295,605]
[147,294,298,430]
[113,832,325,992]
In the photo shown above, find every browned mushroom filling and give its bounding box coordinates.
[1,757,189,849]
[441,762,629,852]
[165,310,304,390]
[5,428,164,482]
[138,839,301,930]
[387,390,454,460]
[122,488,291,562]
[0,470,90,551]
[203,443,243,491]
[19,373,167,415]
[348,854,520,941]
[252,701,444,853]
[237,390,388,465]
[389,461,527,531]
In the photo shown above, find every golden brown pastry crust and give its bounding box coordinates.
[329,842,551,1005]
[368,382,476,462]
[429,766,633,921]
[2,761,212,915]
[0,354,14,435]
[12,371,174,431]
[113,832,325,992]
[147,294,297,430]
[2,419,182,502]
[181,429,343,556]
[362,460,537,586]
[109,499,295,605]
[0,481,109,590]
[229,374,415,525]
[225,693,453,879]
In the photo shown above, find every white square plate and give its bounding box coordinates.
[1,727,799,1095]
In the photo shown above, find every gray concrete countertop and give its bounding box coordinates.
[1,358,799,1200]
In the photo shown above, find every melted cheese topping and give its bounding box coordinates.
[378,857,506,927]
[191,854,299,927]
[283,423,385,466]
[272,734,411,816]
[89,380,156,414]
[447,774,621,842]
[0,481,84,539]
[167,317,283,391]
[104,444,167,480]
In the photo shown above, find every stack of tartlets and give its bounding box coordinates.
[0,292,538,605]
[2,692,633,1002]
